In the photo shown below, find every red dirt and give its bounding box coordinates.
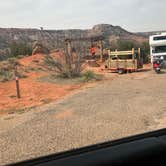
[19,54,45,67]
[0,71,82,114]
[19,52,66,67]
[0,53,83,115]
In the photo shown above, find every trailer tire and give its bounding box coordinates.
[118,69,124,74]
[155,68,161,74]
[128,70,132,73]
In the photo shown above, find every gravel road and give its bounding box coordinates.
[0,70,166,165]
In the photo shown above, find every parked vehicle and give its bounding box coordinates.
[150,33,166,73]
[153,57,166,74]
[105,48,143,74]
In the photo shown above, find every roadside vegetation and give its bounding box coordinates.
[0,58,26,82]
[0,42,32,61]
[9,42,32,58]
[39,70,103,85]
[44,51,84,78]
[44,50,103,84]
[82,70,103,82]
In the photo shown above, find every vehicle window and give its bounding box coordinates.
[154,36,166,41]
[0,0,166,165]
[154,46,166,53]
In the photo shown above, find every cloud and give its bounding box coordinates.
[0,0,166,31]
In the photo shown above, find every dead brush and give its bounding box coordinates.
[45,52,84,78]
[0,58,27,82]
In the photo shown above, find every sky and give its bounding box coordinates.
[0,0,166,32]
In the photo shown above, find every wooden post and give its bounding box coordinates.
[99,40,103,62]
[65,39,72,71]
[65,40,69,63]
[115,49,118,68]
[15,77,21,98]
[67,40,72,61]
[132,48,135,70]
[132,48,135,60]
[90,39,93,58]
[138,48,141,60]
[108,49,111,68]
[14,66,21,98]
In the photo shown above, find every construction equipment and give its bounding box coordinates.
[105,48,143,74]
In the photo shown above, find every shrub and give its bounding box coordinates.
[110,40,150,64]
[83,70,95,81]
[141,42,150,63]
[117,40,135,51]
[0,58,26,82]
[0,70,14,82]
[9,42,32,57]
[83,70,103,82]
[45,53,83,78]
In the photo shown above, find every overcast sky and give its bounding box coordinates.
[0,0,165,32]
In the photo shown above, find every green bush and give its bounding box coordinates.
[0,58,26,82]
[83,70,103,82]
[83,71,95,81]
[0,70,14,82]
[117,40,135,51]
[10,42,32,57]
[110,40,150,64]
[141,42,150,63]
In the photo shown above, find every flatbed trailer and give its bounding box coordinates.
[105,48,143,74]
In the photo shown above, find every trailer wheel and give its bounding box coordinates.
[128,70,132,73]
[118,69,124,74]
[155,68,161,74]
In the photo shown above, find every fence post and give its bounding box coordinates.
[14,66,21,99]
[15,76,21,98]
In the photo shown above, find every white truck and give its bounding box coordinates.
[149,33,166,73]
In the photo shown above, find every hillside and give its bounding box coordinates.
[0,24,148,58]
[137,31,166,37]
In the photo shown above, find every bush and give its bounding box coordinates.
[10,42,32,57]
[0,58,26,82]
[83,71,95,81]
[83,70,103,82]
[0,70,14,82]
[45,53,83,78]
[141,42,150,63]
[117,40,135,51]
